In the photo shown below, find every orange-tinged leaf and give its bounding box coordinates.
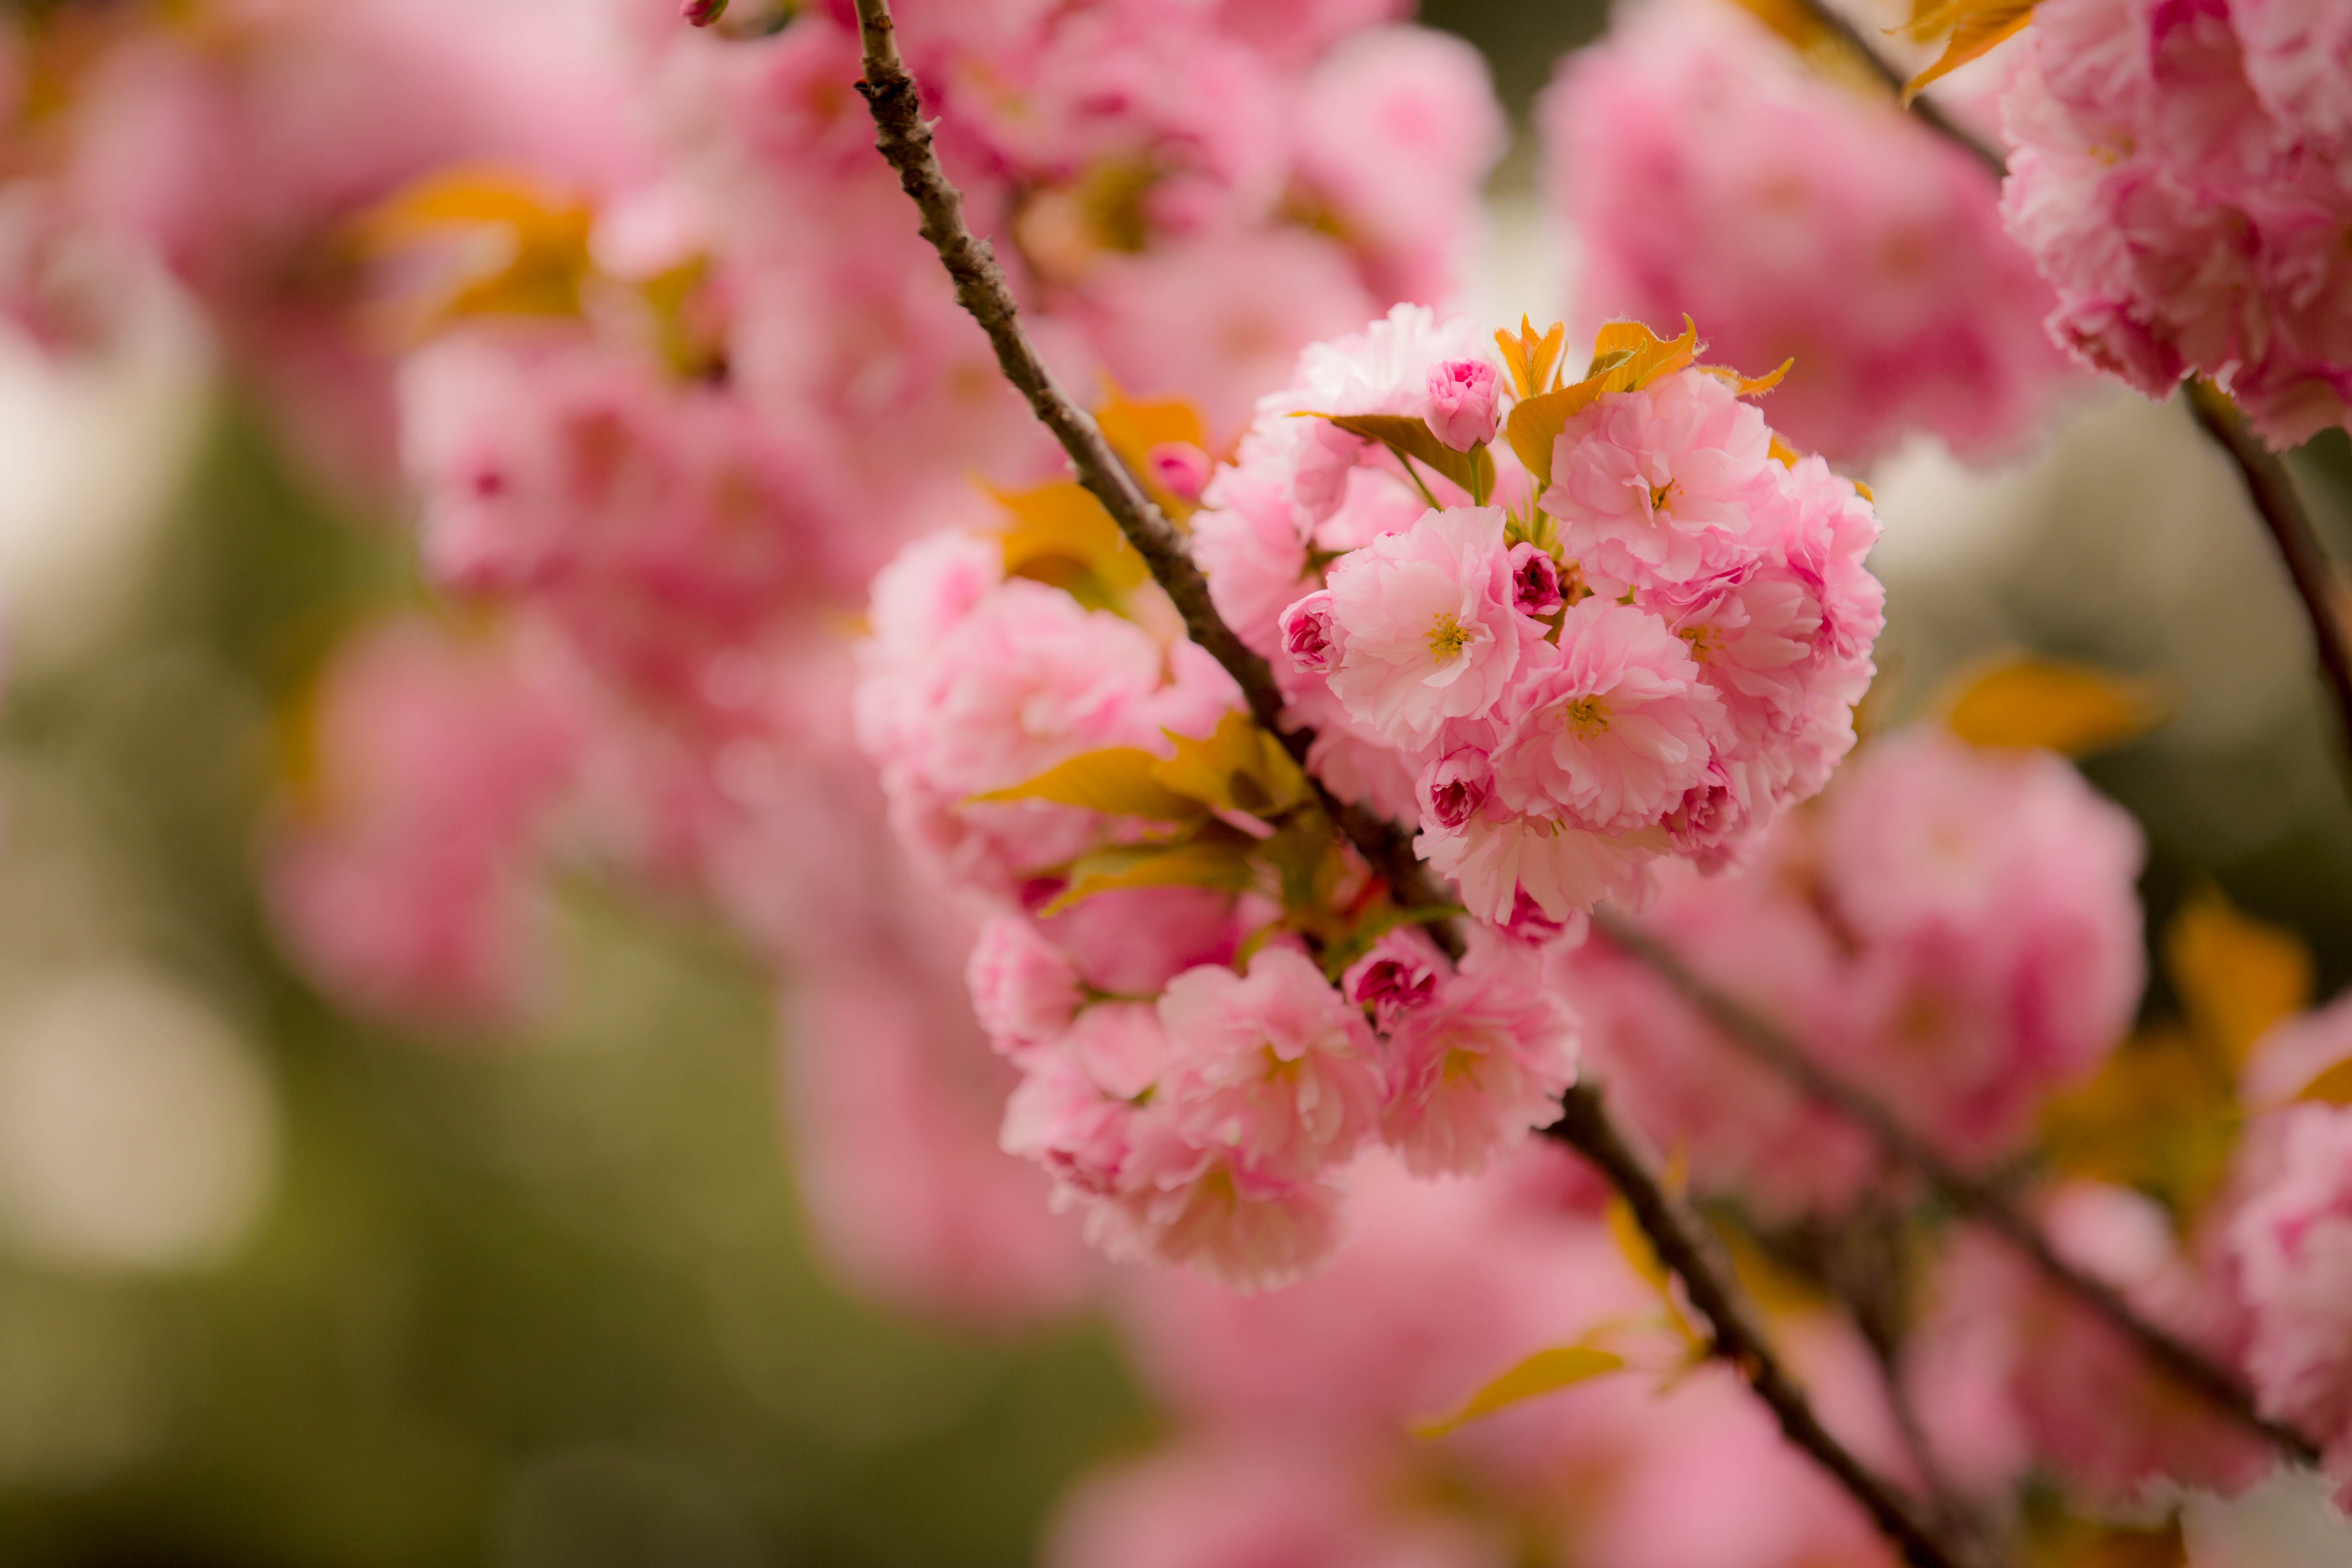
[1410,1344,1628,1440]
[1708,357,1794,398]
[1099,386,1212,517]
[2296,1058,2352,1107]
[1494,316,1567,400]
[1905,0,2037,101]
[1769,432,1806,468]
[2167,888,2311,1069]
[993,480,1151,601]
[354,168,594,327]
[974,747,1205,821]
[1590,317,1701,392]
[1940,655,2169,756]
[2042,1027,2241,1219]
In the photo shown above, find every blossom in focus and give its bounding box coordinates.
[2000,0,2352,447]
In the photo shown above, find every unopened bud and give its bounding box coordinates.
[1145,441,1213,504]
[682,0,728,27]
[1425,359,1499,452]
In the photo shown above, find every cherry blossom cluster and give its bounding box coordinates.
[851,307,1882,1287]
[1196,305,1884,929]
[1540,1,2077,467]
[2001,0,2352,446]
[855,512,1578,1289]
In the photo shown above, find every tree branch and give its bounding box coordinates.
[2185,379,2352,767]
[1546,1086,1966,1568]
[847,6,1961,1561]
[847,0,1457,951]
[1590,906,2323,1466]
[1783,0,2007,178]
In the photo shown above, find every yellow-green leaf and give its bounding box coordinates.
[1310,412,1495,508]
[2167,888,2312,1070]
[2042,1026,2241,1221]
[1410,1345,1628,1440]
[1940,655,2169,756]
[1904,0,2037,101]
[974,747,1205,821]
[1044,836,1256,915]
[1506,383,1604,494]
[993,481,1151,601]
[1154,712,1310,819]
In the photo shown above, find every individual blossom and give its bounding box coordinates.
[967,913,1084,1058]
[1157,948,1386,1185]
[2228,1103,2352,1490]
[1342,929,1441,1029]
[1541,368,1780,589]
[1999,0,2352,447]
[1491,597,1726,835]
[1380,943,1579,1178]
[1320,507,1533,749]
[1542,1,2074,467]
[1425,359,1499,452]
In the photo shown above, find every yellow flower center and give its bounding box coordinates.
[1648,479,1679,514]
[1562,696,1611,737]
[1427,612,1474,664]
[1679,625,1720,662]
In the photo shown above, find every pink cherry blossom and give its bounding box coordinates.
[1380,943,1579,1178]
[1323,507,1531,748]
[2000,0,2352,447]
[1543,370,1780,589]
[967,914,1084,1058]
[1157,948,1385,1184]
[1490,597,1726,834]
[1543,1,2075,467]
[2230,1104,2352,1488]
[1341,928,1442,1028]
[1425,359,1500,452]
[1281,589,1342,675]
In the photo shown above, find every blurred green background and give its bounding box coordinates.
[2,5,2351,1566]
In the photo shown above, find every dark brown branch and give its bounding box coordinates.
[2186,379,2352,768]
[847,0,1457,950]
[848,6,1962,1561]
[1783,0,2006,177]
[1547,1086,1964,1568]
[1591,906,2323,1466]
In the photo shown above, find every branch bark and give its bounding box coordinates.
[848,0,1457,949]
[1782,0,2007,177]
[1591,906,2323,1466]
[2186,379,2352,766]
[847,6,1962,1562]
[1546,1086,1967,1568]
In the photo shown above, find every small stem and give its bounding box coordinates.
[1397,452,1443,512]
[849,8,1967,1559]
[1591,906,2323,1466]
[1783,0,2006,177]
[1546,1086,1965,1568]
[2185,379,2352,777]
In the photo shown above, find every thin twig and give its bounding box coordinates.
[1783,0,2006,177]
[2186,379,2352,765]
[847,0,1457,950]
[1546,1086,1964,1568]
[1591,906,2324,1466]
[847,7,1962,1561]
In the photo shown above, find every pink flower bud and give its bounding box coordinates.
[1145,441,1213,503]
[1421,748,1493,830]
[1342,932,1438,1027]
[1279,590,1341,674]
[1425,359,1499,452]
[1507,541,1563,616]
[681,0,727,24]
